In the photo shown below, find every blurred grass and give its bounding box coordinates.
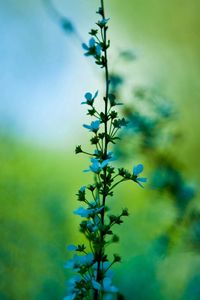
[0,134,89,299]
[0,134,68,299]
[0,134,199,299]
[107,0,200,177]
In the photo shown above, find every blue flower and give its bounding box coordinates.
[92,280,101,291]
[90,158,102,173]
[89,37,95,47]
[65,253,94,270]
[63,294,76,300]
[83,120,100,132]
[133,164,144,176]
[79,186,86,192]
[74,206,104,218]
[84,157,114,173]
[73,207,91,218]
[81,90,98,105]
[82,38,102,57]
[92,277,118,293]
[101,158,113,168]
[64,276,81,300]
[82,38,95,53]
[132,164,147,188]
[97,18,110,27]
[68,275,81,289]
[95,44,102,56]
[103,277,118,293]
[87,220,98,232]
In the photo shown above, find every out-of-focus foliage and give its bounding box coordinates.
[108,0,200,178]
[0,134,73,300]
[108,58,200,299]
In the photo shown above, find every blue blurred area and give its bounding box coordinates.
[0,0,98,148]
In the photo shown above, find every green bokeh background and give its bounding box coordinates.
[0,0,199,299]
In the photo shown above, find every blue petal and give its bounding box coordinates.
[82,43,88,50]
[83,124,91,130]
[67,244,77,251]
[90,163,101,173]
[92,280,101,290]
[91,120,100,130]
[133,164,144,175]
[92,120,100,126]
[83,121,100,132]
[137,177,147,182]
[101,158,114,168]
[64,259,74,269]
[101,160,109,168]
[91,157,99,163]
[74,207,90,217]
[89,38,95,47]
[95,44,102,56]
[80,186,86,192]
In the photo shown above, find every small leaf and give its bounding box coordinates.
[75,145,82,154]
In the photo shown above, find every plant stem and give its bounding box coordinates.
[94,0,109,299]
[109,179,126,192]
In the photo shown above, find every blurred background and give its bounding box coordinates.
[0,0,200,299]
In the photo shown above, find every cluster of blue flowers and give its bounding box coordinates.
[65,2,147,299]
[43,0,198,298]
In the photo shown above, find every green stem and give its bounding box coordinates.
[82,150,94,156]
[109,179,126,192]
[94,0,109,299]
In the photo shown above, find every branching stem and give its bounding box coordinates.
[94,0,109,299]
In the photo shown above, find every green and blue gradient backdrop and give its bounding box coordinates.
[0,0,200,299]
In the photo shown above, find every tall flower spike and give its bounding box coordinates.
[66,1,147,299]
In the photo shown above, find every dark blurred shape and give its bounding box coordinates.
[186,210,200,251]
[42,0,82,42]
[183,274,200,300]
[151,163,195,215]
[119,50,137,61]
[60,18,75,34]
[119,255,162,300]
